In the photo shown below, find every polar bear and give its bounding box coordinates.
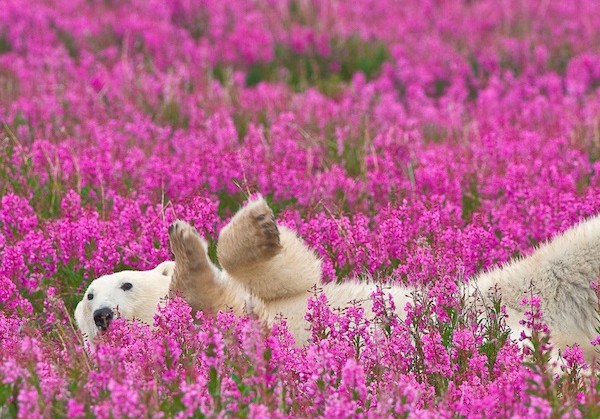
[74,198,600,363]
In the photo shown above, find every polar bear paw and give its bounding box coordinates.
[168,220,209,270]
[247,199,282,259]
[217,198,283,275]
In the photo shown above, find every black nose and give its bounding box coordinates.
[93,308,113,331]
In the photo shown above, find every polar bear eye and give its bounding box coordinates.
[87,293,94,300]
[121,282,133,291]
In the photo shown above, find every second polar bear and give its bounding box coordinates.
[75,198,600,362]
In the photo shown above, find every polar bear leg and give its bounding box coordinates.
[217,198,321,301]
[169,220,267,317]
[168,221,228,313]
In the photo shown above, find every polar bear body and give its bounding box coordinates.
[74,198,599,362]
[469,215,600,360]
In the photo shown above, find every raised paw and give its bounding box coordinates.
[217,198,283,274]
[168,220,209,271]
[249,201,282,259]
[167,220,222,313]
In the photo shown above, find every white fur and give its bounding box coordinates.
[469,216,600,361]
[74,199,600,365]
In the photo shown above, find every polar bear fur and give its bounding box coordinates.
[74,198,600,363]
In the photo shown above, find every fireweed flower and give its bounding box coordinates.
[561,345,588,370]
[1,0,600,416]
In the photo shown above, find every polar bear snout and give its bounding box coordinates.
[93,307,113,331]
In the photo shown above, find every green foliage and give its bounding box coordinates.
[54,27,80,60]
[0,382,19,417]
[216,190,248,218]
[0,68,20,108]
[1,122,65,219]
[207,366,221,410]
[425,79,450,99]
[422,122,448,144]
[478,292,511,373]
[461,176,481,222]
[227,36,389,96]
[158,99,189,130]
[342,143,364,178]
[0,35,11,54]
[56,263,88,314]
[206,238,220,268]
[499,50,523,78]
[548,43,573,76]
[160,396,189,417]
[217,190,297,219]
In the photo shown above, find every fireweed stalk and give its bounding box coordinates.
[1,0,600,416]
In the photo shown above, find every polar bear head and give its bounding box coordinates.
[74,261,174,343]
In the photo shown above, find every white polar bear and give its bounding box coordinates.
[74,198,600,363]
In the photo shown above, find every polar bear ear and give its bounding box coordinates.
[153,261,175,277]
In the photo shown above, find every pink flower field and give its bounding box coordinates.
[2,0,600,416]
